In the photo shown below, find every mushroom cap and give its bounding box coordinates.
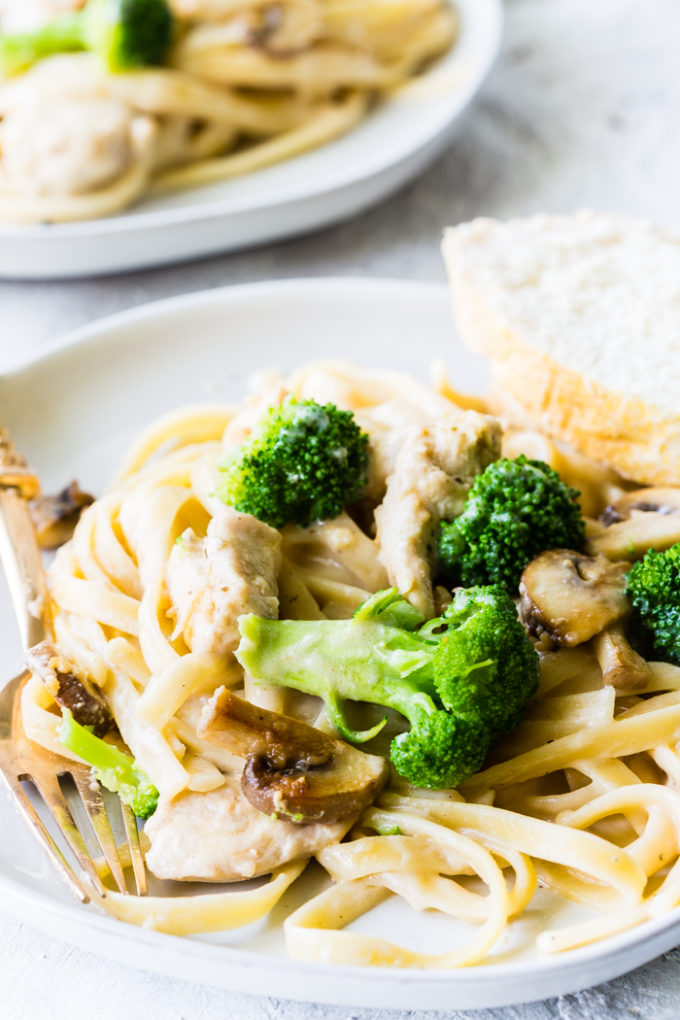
[26,640,111,736]
[30,481,94,549]
[199,688,388,825]
[519,549,630,646]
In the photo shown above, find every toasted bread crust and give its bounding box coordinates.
[446,269,680,487]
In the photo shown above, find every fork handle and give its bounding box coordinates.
[0,488,49,651]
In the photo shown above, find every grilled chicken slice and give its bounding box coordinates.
[374,411,501,617]
[2,97,135,196]
[166,505,281,658]
[144,772,351,882]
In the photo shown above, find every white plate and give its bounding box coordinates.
[0,0,502,280]
[1,279,679,1011]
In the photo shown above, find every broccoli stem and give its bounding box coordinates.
[59,709,158,819]
[237,613,439,739]
[353,588,425,630]
[0,15,85,75]
[0,0,174,76]
[237,586,538,791]
[61,708,138,781]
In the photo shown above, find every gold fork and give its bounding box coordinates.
[0,423,147,902]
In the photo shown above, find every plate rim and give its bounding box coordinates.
[2,859,680,1002]
[0,277,451,377]
[0,0,503,242]
[2,276,680,1009]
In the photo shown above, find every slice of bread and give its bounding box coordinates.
[442,211,680,485]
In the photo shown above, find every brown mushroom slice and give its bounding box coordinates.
[587,487,680,560]
[520,550,653,691]
[520,550,630,646]
[592,624,652,691]
[26,641,112,737]
[30,481,94,549]
[199,688,388,825]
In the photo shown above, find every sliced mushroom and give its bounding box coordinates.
[26,641,112,736]
[30,481,94,549]
[520,550,630,646]
[519,550,652,691]
[587,487,680,561]
[198,688,388,825]
[591,624,652,692]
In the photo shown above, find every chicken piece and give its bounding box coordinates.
[2,97,134,196]
[375,411,502,618]
[0,54,105,114]
[355,398,434,506]
[166,505,281,658]
[144,773,350,882]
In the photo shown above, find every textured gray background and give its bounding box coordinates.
[1,0,679,1015]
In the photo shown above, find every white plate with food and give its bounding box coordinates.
[3,262,680,1012]
[0,0,501,279]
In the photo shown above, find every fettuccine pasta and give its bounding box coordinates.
[22,359,680,966]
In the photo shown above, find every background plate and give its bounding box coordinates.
[0,0,502,279]
[1,279,679,1010]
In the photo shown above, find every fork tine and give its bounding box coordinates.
[32,773,108,898]
[0,422,150,909]
[0,772,89,903]
[70,766,128,895]
[120,801,148,896]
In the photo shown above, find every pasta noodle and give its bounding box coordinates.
[98,860,306,935]
[22,358,680,969]
[0,0,458,222]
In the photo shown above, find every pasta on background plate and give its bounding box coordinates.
[0,0,457,222]
[23,359,680,967]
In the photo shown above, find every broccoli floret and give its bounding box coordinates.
[438,456,585,593]
[432,586,540,741]
[626,544,680,663]
[390,711,488,791]
[235,585,539,790]
[217,396,369,529]
[59,709,158,819]
[0,0,173,76]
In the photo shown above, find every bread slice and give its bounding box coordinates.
[442,211,680,485]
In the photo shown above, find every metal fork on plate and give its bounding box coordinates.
[0,423,147,903]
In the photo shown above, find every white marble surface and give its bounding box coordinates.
[1,0,680,1015]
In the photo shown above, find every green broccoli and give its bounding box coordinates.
[438,455,585,593]
[626,543,680,663]
[217,396,369,529]
[0,0,173,77]
[59,709,158,819]
[235,585,539,790]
